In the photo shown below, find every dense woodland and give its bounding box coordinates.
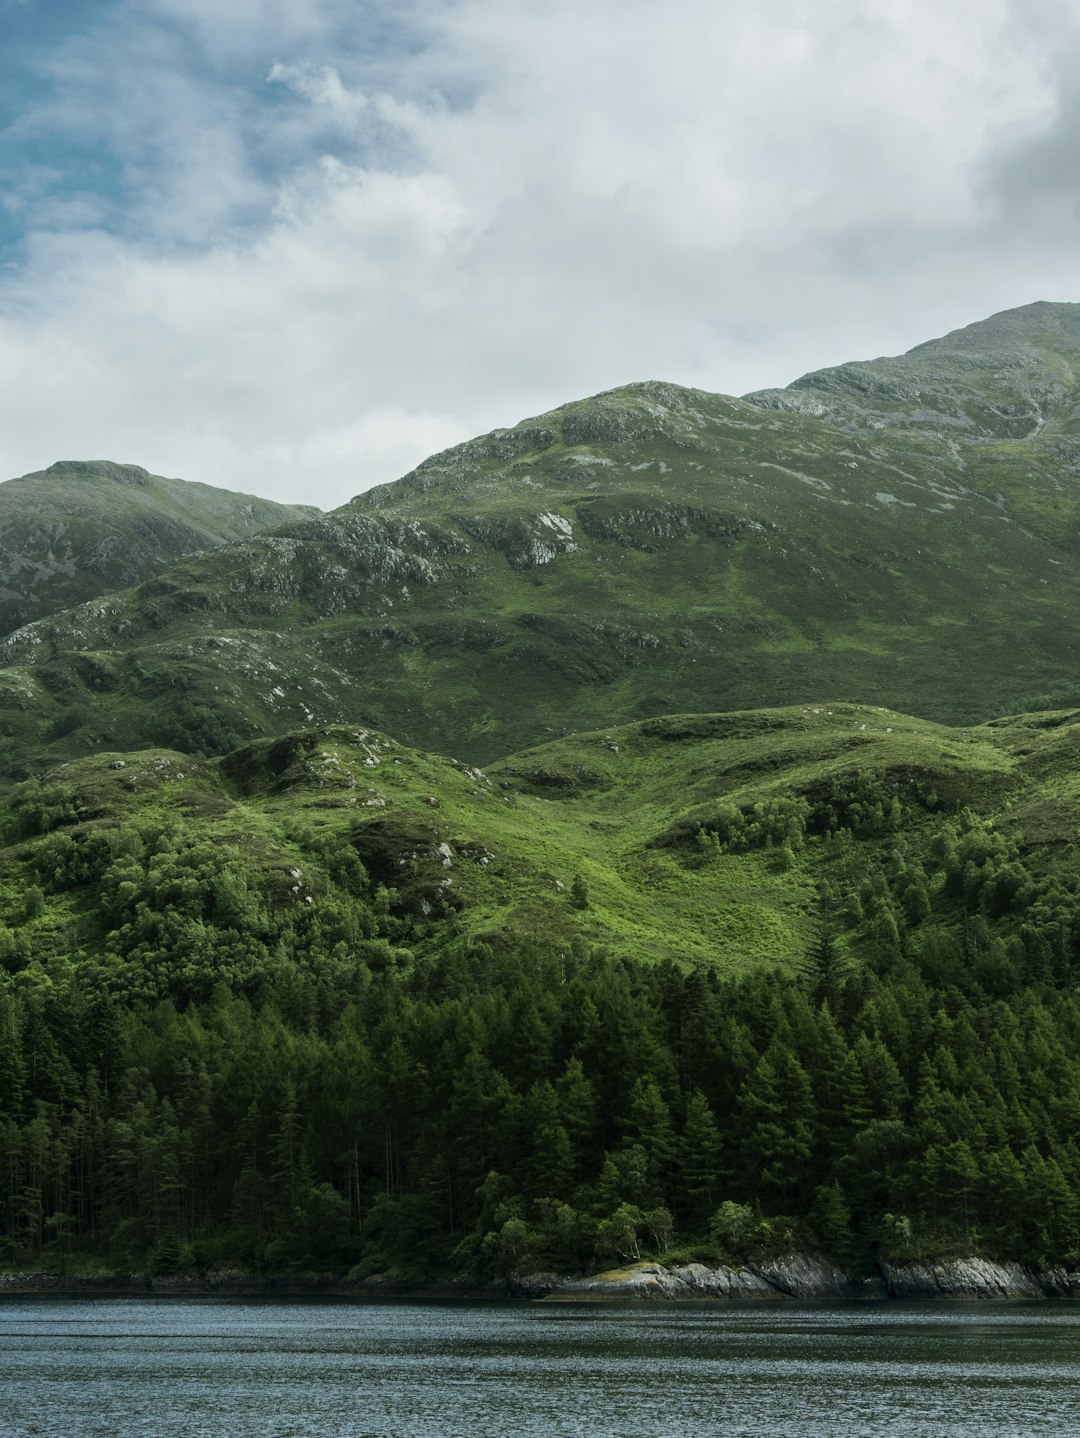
[3,768,1080,1280]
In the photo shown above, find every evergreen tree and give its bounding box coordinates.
[677,1091,725,1226]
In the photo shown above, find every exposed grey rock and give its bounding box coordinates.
[1041,1268,1080,1297]
[879,1257,1051,1300]
[521,1253,1080,1302]
[749,1252,882,1299]
[520,1261,772,1300]
[521,1253,875,1301]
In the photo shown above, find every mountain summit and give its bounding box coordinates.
[747,300,1080,438]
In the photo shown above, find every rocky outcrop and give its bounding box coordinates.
[879,1257,1078,1300]
[1041,1268,1080,1297]
[4,1255,1080,1300]
[519,1262,773,1300]
[521,1253,1080,1302]
[750,1252,883,1299]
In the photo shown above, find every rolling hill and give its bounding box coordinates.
[5,698,1076,988]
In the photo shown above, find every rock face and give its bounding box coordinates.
[751,1252,879,1299]
[879,1258,1078,1300]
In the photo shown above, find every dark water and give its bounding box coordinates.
[2,1298,1079,1437]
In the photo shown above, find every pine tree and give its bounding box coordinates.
[809,1181,859,1270]
[677,1091,725,1226]
[806,893,845,1006]
[736,1048,813,1209]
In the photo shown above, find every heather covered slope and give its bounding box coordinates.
[0,459,317,638]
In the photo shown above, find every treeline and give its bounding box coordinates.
[2,939,1080,1278]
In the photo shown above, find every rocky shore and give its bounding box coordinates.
[3,1253,1079,1301]
[520,1253,1080,1302]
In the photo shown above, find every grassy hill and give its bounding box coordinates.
[0,459,317,639]
[7,699,1080,1280]
[6,700,1078,995]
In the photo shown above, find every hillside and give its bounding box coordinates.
[4,700,1077,991]
[3,305,1080,780]
[746,300,1080,439]
[4,703,1080,1278]
[0,459,318,639]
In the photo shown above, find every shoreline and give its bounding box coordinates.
[0,1271,514,1301]
[3,1253,1079,1302]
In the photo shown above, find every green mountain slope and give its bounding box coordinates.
[3,303,1080,781]
[0,459,318,638]
[747,299,1080,439]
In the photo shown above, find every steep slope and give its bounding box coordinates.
[3,304,1080,778]
[0,459,318,637]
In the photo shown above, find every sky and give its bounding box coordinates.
[1,0,1079,509]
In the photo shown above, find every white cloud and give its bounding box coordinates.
[267,63,371,128]
[0,0,1078,508]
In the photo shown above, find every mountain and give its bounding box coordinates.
[7,303,1080,1283]
[746,299,1080,438]
[0,459,318,639]
[3,303,1080,781]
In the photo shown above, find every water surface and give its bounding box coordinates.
[3,1297,1078,1437]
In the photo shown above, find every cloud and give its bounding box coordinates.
[1,0,1079,507]
[983,6,1080,228]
